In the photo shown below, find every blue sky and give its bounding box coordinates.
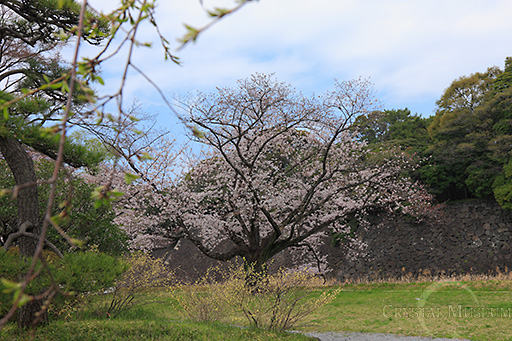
[77,0,512,139]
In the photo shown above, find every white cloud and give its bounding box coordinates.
[76,0,512,126]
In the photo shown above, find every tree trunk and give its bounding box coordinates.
[0,136,46,328]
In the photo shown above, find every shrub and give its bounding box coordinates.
[0,159,129,256]
[173,264,236,323]
[172,263,341,331]
[0,247,70,317]
[0,248,127,319]
[106,252,170,317]
[50,250,128,318]
[53,250,129,294]
[229,266,341,331]
[0,248,24,317]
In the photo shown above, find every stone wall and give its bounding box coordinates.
[331,199,512,281]
[154,200,512,282]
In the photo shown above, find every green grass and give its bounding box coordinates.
[0,291,311,341]
[302,280,512,340]
[2,279,512,340]
[1,319,312,340]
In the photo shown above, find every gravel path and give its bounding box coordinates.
[303,331,470,341]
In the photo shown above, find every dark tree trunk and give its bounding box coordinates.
[0,136,46,328]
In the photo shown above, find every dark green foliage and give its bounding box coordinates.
[0,248,127,317]
[0,159,129,254]
[0,0,105,46]
[493,57,512,92]
[53,251,129,294]
[433,66,501,114]
[0,92,105,169]
[0,162,16,242]
[353,57,512,207]
[492,161,512,209]
[0,249,24,316]
[353,108,431,153]
[352,108,435,198]
[422,58,512,202]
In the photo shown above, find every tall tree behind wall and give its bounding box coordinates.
[423,58,512,202]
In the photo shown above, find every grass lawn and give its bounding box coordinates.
[303,279,512,340]
[0,300,311,341]
[1,278,511,340]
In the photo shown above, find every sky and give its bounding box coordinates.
[76,0,512,138]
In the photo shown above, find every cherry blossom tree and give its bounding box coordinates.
[80,134,184,252]
[171,74,434,273]
[72,102,185,251]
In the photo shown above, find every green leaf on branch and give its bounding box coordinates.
[50,212,70,226]
[93,198,108,209]
[54,28,70,41]
[208,7,231,18]
[60,81,70,93]
[16,293,33,307]
[92,185,108,209]
[48,81,64,90]
[70,238,84,248]
[137,152,153,161]
[179,25,200,44]
[192,126,205,139]
[124,172,140,184]
[94,75,105,85]
[1,278,21,293]
[91,185,105,200]
[110,189,124,198]
[91,185,124,209]
[59,200,70,209]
